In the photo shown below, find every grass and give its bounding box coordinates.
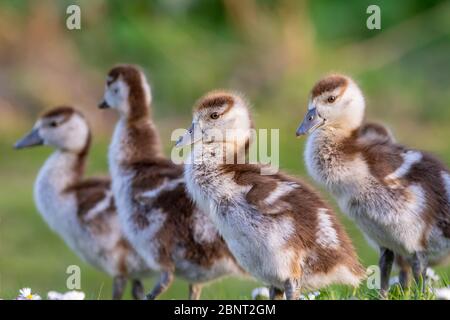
[315,279,448,300]
[0,124,449,300]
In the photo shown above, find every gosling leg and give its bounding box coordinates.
[379,247,394,298]
[146,271,174,300]
[284,279,300,300]
[131,279,145,300]
[189,283,202,300]
[112,275,127,300]
[411,252,428,293]
[269,286,285,300]
[395,255,411,290]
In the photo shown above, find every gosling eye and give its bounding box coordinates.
[327,95,336,103]
[210,112,220,120]
[49,121,58,128]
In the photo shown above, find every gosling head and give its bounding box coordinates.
[175,90,253,150]
[99,64,152,119]
[296,74,365,136]
[14,106,90,153]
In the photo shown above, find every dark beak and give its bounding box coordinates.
[98,100,110,109]
[296,108,325,136]
[14,128,43,149]
[175,122,201,148]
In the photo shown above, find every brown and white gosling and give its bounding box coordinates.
[14,107,151,300]
[99,65,244,300]
[296,74,450,296]
[176,90,365,300]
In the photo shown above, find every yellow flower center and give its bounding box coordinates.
[26,294,33,299]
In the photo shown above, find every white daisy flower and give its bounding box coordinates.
[425,268,440,283]
[300,291,320,300]
[434,287,450,300]
[47,290,85,300]
[251,287,270,300]
[17,288,41,300]
[251,287,321,300]
[62,291,85,300]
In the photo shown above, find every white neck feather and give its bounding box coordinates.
[36,151,80,193]
[190,140,247,167]
[34,150,80,231]
[185,141,248,211]
[109,118,127,169]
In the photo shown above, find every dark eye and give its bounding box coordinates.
[210,112,220,120]
[113,88,119,94]
[327,96,336,103]
[49,121,58,128]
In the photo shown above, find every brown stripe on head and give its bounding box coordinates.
[195,90,235,112]
[41,105,76,123]
[40,106,90,142]
[107,64,151,120]
[311,74,349,99]
[107,64,143,86]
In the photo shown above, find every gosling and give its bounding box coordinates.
[14,106,151,299]
[99,65,244,300]
[297,74,450,296]
[177,90,365,300]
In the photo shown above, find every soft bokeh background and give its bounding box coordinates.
[0,0,449,299]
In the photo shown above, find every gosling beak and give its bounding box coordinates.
[175,122,202,148]
[296,108,325,136]
[14,128,43,149]
[98,100,110,109]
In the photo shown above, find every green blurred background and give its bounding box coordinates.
[0,0,449,299]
